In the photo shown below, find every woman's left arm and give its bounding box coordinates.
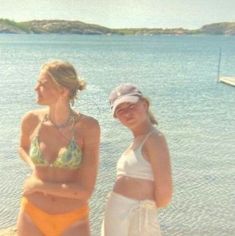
[145,132,173,208]
[23,117,100,201]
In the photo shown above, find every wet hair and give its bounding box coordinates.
[140,97,158,125]
[41,60,86,105]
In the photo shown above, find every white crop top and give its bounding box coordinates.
[116,131,155,181]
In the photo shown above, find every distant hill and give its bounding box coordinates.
[0,19,113,34]
[20,20,113,34]
[1,19,235,35]
[0,19,29,33]
[199,22,235,35]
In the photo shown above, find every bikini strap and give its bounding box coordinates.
[71,113,82,140]
[138,130,155,148]
[33,114,47,137]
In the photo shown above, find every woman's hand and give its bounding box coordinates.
[23,174,43,196]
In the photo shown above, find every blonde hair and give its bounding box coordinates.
[141,97,158,125]
[41,60,86,105]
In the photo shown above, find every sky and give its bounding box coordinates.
[0,0,235,29]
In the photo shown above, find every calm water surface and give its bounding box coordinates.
[0,34,235,235]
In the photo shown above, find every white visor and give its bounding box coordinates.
[112,95,139,116]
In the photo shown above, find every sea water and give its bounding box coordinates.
[0,34,234,235]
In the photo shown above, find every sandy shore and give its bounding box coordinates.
[0,227,17,236]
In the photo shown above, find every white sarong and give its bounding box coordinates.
[101,192,161,236]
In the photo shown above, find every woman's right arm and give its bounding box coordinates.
[18,112,37,169]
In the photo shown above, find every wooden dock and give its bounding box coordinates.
[219,76,235,87]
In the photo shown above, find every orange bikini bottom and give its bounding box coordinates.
[21,197,89,236]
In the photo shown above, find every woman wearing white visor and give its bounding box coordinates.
[102,83,173,236]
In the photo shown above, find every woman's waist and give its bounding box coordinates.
[26,192,88,214]
[34,167,78,181]
[113,175,155,201]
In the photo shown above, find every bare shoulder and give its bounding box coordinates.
[20,108,47,133]
[144,128,169,158]
[149,129,167,145]
[76,113,100,134]
[21,108,47,124]
[75,113,100,147]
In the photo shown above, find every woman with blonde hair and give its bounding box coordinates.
[102,83,172,236]
[17,60,100,236]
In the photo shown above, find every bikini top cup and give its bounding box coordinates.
[29,115,82,169]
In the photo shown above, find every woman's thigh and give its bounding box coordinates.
[62,219,90,236]
[16,209,43,236]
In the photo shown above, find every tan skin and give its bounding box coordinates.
[112,99,172,208]
[16,71,100,236]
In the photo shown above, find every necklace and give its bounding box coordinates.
[44,112,75,129]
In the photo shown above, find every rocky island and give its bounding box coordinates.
[0,19,235,35]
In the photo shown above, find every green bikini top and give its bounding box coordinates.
[29,116,82,169]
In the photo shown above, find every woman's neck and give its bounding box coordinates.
[131,121,154,138]
[47,102,73,126]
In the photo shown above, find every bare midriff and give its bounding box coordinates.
[113,175,155,201]
[26,166,87,214]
